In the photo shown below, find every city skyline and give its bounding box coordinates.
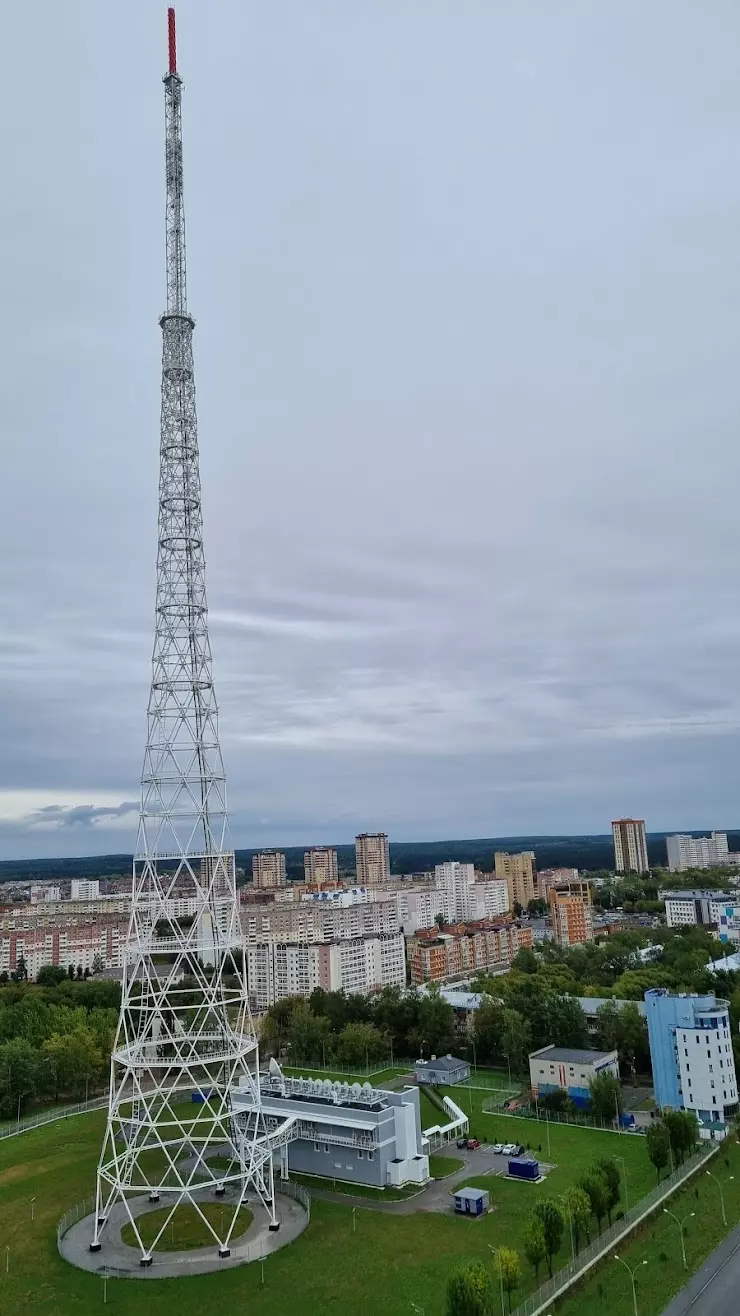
[3,1,740,859]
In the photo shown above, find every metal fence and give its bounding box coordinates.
[509,1144,717,1316]
[482,1096,645,1134]
[57,1194,96,1247]
[1,1097,108,1143]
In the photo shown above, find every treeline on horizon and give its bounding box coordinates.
[3,831,740,884]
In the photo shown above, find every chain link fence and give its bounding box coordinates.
[483,1095,646,1134]
[1,1097,108,1143]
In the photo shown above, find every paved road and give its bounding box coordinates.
[660,1223,740,1316]
[308,1146,553,1216]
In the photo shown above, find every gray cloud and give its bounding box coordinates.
[1,1,740,858]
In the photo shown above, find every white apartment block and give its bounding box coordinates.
[666,833,730,873]
[355,833,390,886]
[467,879,510,921]
[304,847,338,885]
[0,919,125,978]
[30,885,62,903]
[395,886,440,935]
[70,879,101,901]
[663,890,739,930]
[245,932,406,1010]
[612,819,649,874]
[241,897,400,946]
[252,850,287,889]
[434,862,475,922]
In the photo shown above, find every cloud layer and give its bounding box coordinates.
[1,1,740,858]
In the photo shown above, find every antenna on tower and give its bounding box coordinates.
[88,11,278,1263]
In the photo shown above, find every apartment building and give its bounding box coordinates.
[0,916,126,977]
[666,833,730,873]
[355,833,390,886]
[612,819,649,874]
[241,895,400,945]
[549,882,594,947]
[409,920,533,985]
[304,847,338,886]
[494,851,537,908]
[537,868,579,896]
[252,851,287,889]
[245,932,406,1010]
[70,879,101,901]
[662,890,740,942]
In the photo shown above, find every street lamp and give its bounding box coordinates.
[488,1243,505,1316]
[613,1255,647,1316]
[706,1170,734,1228]
[30,1197,36,1222]
[663,1208,695,1270]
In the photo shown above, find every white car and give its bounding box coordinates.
[492,1143,505,1155]
[502,1143,519,1156]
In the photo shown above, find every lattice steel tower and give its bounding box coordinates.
[91,9,276,1261]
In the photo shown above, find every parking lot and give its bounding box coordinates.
[453,1139,555,1181]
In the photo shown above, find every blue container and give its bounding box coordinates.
[508,1158,539,1180]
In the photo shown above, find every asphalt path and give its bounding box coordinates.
[660,1222,740,1316]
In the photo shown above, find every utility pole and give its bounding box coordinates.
[663,1208,695,1270]
[89,9,276,1262]
[613,1255,647,1316]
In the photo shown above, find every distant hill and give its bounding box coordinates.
[2,831,739,884]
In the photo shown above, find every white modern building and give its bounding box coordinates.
[434,863,510,925]
[666,833,730,873]
[245,932,406,1010]
[70,879,101,901]
[662,890,740,938]
[645,989,738,1137]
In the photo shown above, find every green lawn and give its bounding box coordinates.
[428,1154,465,1179]
[0,1089,675,1316]
[120,1202,253,1252]
[558,1141,740,1316]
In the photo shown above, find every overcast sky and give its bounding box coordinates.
[1,2,739,860]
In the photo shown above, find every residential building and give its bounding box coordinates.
[241,895,400,945]
[395,886,441,935]
[434,862,475,922]
[549,881,594,947]
[529,1045,619,1109]
[644,988,739,1137]
[355,833,390,886]
[494,851,537,908]
[70,879,101,902]
[409,920,533,984]
[666,833,730,873]
[468,879,510,921]
[30,884,62,904]
[414,1055,469,1085]
[303,847,338,887]
[537,868,579,896]
[0,916,125,978]
[417,987,483,1035]
[244,932,406,1010]
[662,890,740,934]
[612,819,649,874]
[232,1065,430,1188]
[252,851,286,889]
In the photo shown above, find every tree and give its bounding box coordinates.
[435,913,445,929]
[91,953,105,976]
[286,1002,332,1064]
[594,1156,621,1225]
[332,1021,389,1067]
[540,1088,571,1113]
[500,1008,532,1075]
[580,1173,609,1234]
[663,1110,698,1166]
[646,1121,671,1180]
[588,1071,622,1121]
[493,1247,522,1313]
[595,1000,621,1053]
[446,1260,494,1316]
[36,965,68,987]
[67,965,75,981]
[562,1186,592,1251]
[512,947,538,974]
[11,956,28,983]
[533,1200,564,1278]
[0,1036,45,1118]
[522,1215,547,1280]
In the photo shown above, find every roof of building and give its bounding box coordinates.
[415,1054,467,1072]
[708,951,740,973]
[662,890,737,901]
[455,1187,489,1201]
[572,995,647,1017]
[530,1045,616,1065]
[417,986,483,1010]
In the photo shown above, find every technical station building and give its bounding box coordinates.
[529,1045,620,1108]
[231,1062,431,1189]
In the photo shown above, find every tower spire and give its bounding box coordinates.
[90,11,277,1262]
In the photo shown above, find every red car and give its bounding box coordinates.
[467,1138,481,1150]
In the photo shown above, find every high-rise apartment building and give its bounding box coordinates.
[494,851,537,909]
[70,879,101,902]
[252,850,287,889]
[304,847,338,887]
[245,933,406,1010]
[549,882,594,947]
[612,819,649,873]
[355,833,390,885]
[666,833,729,873]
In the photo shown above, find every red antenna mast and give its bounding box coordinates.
[167,7,177,74]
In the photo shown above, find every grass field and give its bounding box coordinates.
[287,1171,420,1201]
[0,1080,674,1316]
[428,1154,465,1179]
[120,1202,253,1252]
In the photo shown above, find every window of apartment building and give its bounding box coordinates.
[358,1150,364,1159]
[323,1145,330,1153]
[710,1064,714,1073]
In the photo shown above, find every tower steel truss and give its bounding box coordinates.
[91,9,276,1262]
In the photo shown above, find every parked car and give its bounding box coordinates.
[502,1143,521,1156]
[492,1143,505,1155]
[467,1138,481,1150]
[456,1136,469,1149]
